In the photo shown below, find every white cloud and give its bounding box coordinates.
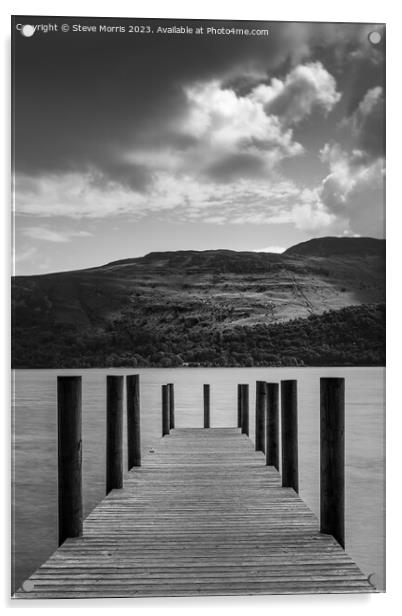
[22,226,93,243]
[251,62,341,126]
[15,62,343,229]
[320,143,385,210]
[358,86,383,117]
[318,142,385,235]
[16,171,148,219]
[176,63,340,183]
[315,86,385,236]
[341,86,384,158]
[14,246,37,263]
[15,167,339,234]
[16,64,383,239]
[181,79,303,177]
[260,198,337,231]
[253,246,285,253]
[342,230,361,237]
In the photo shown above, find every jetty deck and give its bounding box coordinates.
[16,427,374,598]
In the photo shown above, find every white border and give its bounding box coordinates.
[2,1,401,614]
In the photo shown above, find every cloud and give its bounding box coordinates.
[251,62,341,126]
[342,86,384,157]
[15,21,383,196]
[14,57,383,239]
[20,62,340,219]
[15,168,337,234]
[22,226,93,242]
[318,143,385,235]
[16,62,340,222]
[256,196,337,232]
[178,62,340,183]
[180,78,303,180]
[16,171,147,219]
[14,246,37,263]
[253,246,285,254]
[312,85,385,236]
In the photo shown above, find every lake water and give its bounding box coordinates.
[11,367,385,594]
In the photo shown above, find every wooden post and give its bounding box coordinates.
[255,381,266,453]
[162,385,170,436]
[203,384,210,428]
[168,383,175,429]
[240,384,249,435]
[320,377,345,548]
[57,376,83,546]
[126,374,141,469]
[237,384,242,428]
[106,375,124,494]
[266,382,279,470]
[280,380,298,492]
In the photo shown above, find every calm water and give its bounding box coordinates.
[12,367,385,594]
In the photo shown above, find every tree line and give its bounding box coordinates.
[12,303,385,368]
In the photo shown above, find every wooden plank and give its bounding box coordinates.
[15,427,375,599]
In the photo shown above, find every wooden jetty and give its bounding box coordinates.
[15,378,375,598]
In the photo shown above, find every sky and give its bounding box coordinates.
[12,17,385,275]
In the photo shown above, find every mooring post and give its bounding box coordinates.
[162,385,170,436]
[203,384,210,428]
[280,380,298,492]
[237,384,242,428]
[240,384,249,435]
[266,382,279,470]
[106,375,124,494]
[168,383,175,429]
[320,377,345,548]
[255,381,266,453]
[57,376,83,546]
[126,374,141,469]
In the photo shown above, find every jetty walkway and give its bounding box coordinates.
[16,418,374,597]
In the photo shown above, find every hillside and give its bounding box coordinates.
[284,236,385,257]
[12,237,385,368]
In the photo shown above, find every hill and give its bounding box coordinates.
[12,237,385,367]
[285,236,385,257]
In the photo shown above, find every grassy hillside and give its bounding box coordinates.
[12,238,385,368]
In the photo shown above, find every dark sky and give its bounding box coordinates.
[12,17,385,274]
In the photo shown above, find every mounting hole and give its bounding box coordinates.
[21,24,36,37]
[22,579,35,592]
[368,31,381,45]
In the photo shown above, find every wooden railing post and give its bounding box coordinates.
[237,384,242,428]
[162,385,170,436]
[280,380,298,492]
[240,384,249,435]
[266,382,279,470]
[320,377,345,548]
[106,375,124,494]
[168,383,175,429]
[57,376,83,546]
[203,384,210,428]
[255,381,266,453]
[126,374,141,469]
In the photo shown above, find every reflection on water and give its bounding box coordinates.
[12,367,385,593]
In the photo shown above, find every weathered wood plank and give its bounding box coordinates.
[15,427,375,598]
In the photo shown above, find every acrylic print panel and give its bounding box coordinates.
[11,17,385,598]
